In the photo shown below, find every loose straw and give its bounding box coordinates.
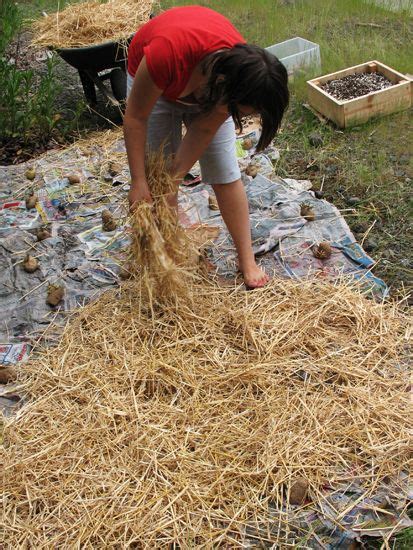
[1,154,411,547]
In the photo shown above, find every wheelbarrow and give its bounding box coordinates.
[55,36,134,107]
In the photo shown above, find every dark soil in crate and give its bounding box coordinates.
[320,72,394,101]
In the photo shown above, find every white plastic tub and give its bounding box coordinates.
[266,37,321,74]
[366,0,412,12]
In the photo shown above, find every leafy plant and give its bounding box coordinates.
[0,0,62,145]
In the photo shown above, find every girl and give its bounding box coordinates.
[124,5,289,288]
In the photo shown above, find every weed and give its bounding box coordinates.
[0,0,62,146]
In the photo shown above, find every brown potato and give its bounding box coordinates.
[289,477,309,505]
[25,193,38,210]
[0,366,17,384]
[300,204,315,221]
[36,227,51,241]
[312,242,332,260]
[242,138,253,150]
[101,209,113,223]
[22,255,39,273]
[46,284,64,306]
[102,210,117,231]
[245,164,259,178]
[108,161,122,177]
[67,174,81,185]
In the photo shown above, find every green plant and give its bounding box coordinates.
[0,0,20,51]
[0,0,62,144]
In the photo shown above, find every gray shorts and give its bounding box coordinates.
[127,73,241,184]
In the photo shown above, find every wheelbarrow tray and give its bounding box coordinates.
[56,35,133,72]
[54,36,134,106]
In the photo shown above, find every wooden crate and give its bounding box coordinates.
[306,60,412,128]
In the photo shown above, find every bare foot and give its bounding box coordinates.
[240,262,270,289]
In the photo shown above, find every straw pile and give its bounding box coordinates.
[2,157,412,546]
[32,0,153,49]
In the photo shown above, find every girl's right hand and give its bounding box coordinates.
[128,182,153,211]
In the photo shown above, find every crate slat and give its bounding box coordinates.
[306,60,412,127]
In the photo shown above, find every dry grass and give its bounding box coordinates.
[1,155,411,546]
[32,0,153,49]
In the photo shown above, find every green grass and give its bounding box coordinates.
[16,0,83,21]
[161,0,413,295]
[366,526,413,549]
[161,0,412,80]
[392,527,413,549]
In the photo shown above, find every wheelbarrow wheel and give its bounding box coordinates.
[110,68,127,102]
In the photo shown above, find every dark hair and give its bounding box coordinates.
[200,44,289,151]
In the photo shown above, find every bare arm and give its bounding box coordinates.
[123,57,162,206]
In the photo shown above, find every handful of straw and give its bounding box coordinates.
[1,154,411,546]
[126,153,198,302]
[32,0,153,49]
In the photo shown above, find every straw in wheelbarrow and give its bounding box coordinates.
[32,0,153,49]
[2,154,411,546]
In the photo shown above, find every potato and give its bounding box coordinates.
[22,255,39,273]
[46,284,64,307]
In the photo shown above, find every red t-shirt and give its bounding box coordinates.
[127,6,246,101]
